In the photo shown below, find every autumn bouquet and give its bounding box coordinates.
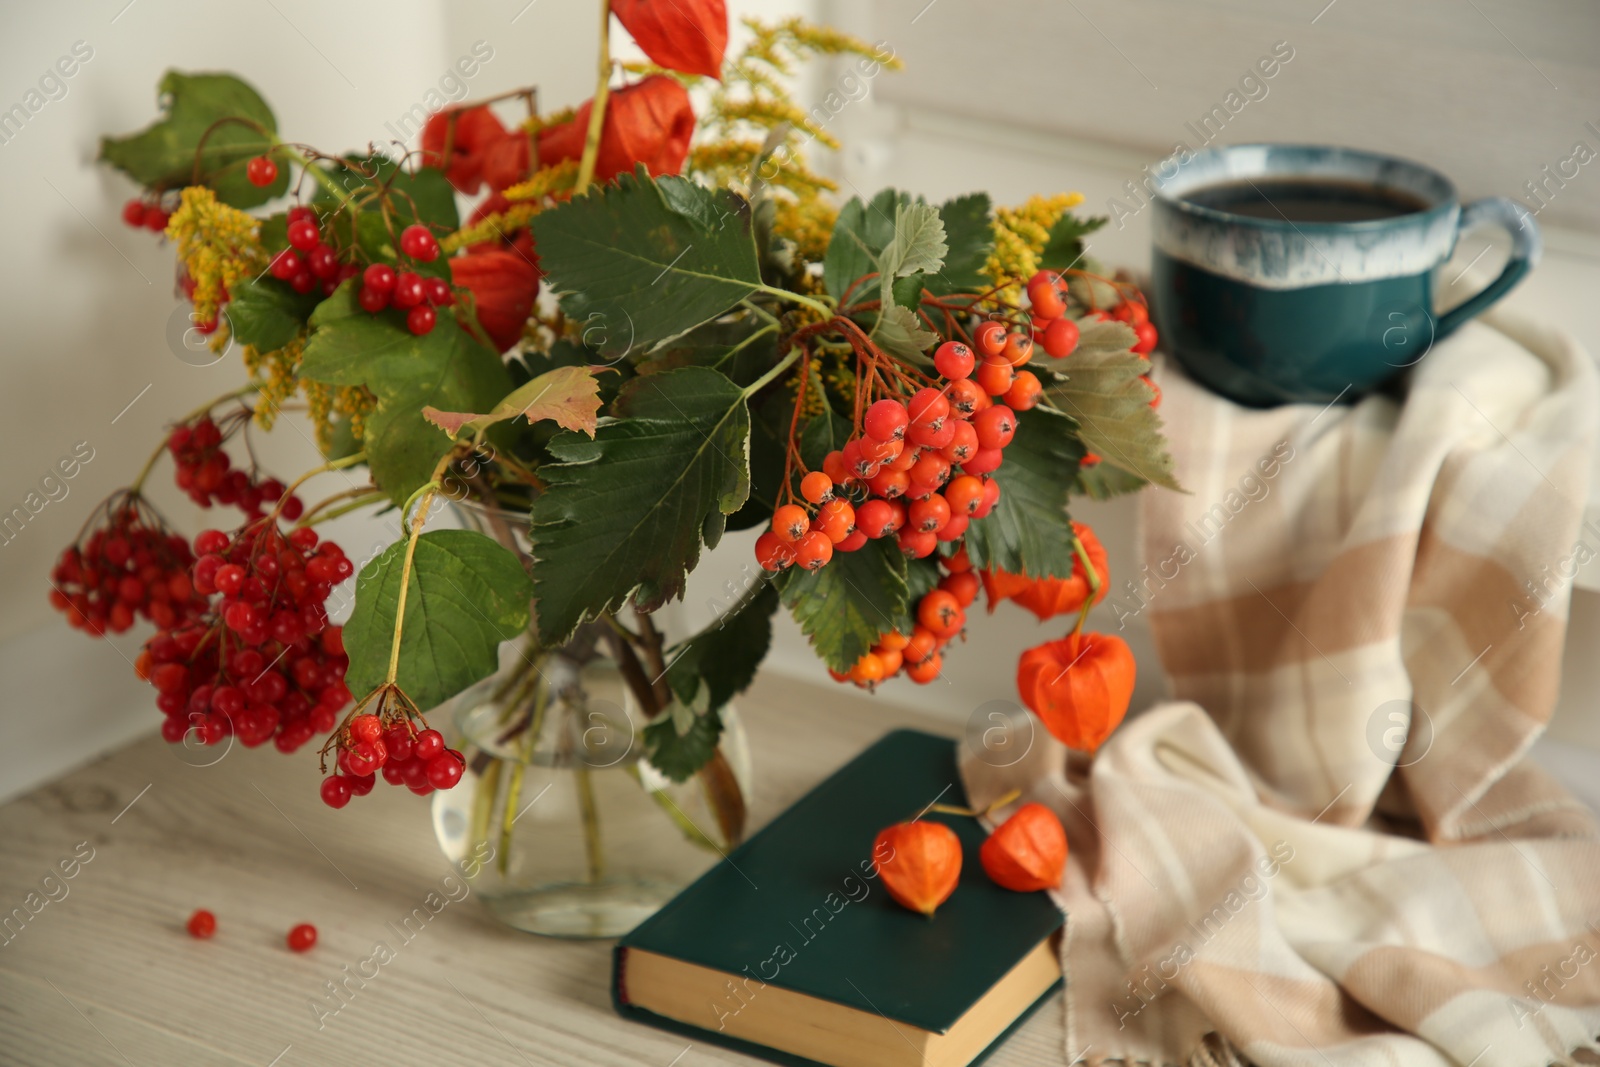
[58,0,1174,858]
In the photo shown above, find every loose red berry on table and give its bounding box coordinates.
[246,156,278,187]
[186,909,217,939]
[286,923,317,952]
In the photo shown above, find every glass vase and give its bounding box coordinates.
[431,644,751,939]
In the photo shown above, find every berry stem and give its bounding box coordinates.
[386,481,441,686]
[926,787,1022,819]
[294,488,386,528]
[573,0,614,195]
[755,284,833,320]
[265,452,369,528]
[739,344,803,400]
[1071,531,1101,639]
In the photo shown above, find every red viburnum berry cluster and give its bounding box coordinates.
[136,523,353,753]
[120,196,170,234]
[833,546,982,688]
[267,207,361,300]
[268,207,450,337]
[319,711,465,808]
[49,497,205,636]
[168,415,304,520]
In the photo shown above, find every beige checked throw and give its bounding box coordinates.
[963,305,1600,1067]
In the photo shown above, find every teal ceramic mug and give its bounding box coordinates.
[1149,144,1541,407]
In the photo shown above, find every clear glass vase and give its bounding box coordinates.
[431,647,751,939]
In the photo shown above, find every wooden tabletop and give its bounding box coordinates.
[0,673,1067,1067]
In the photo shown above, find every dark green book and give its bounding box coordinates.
[613,729,1064,1067]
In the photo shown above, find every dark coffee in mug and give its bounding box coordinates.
[1182,178,1431,224]
[1149,144,1541,407]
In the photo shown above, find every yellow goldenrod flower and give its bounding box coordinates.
[986,192,1087,304]
[164,185,264,325]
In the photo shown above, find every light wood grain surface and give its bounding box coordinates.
[0,673,1067,1067]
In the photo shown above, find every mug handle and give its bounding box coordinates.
[1435,197,1542,338]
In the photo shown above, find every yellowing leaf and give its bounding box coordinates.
[423,365,608,440]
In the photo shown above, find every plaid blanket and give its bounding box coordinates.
[963,306,1600,1067]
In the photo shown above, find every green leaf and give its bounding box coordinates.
[1046,349,1181,492]
[300,283,512,502]
[643,706,724,783]
[729,389,790,532]
[99,71,286,209]
[926,193,993,296]
[344,530,533,711]
[778,538,908,672]
[798,410,851,472]
[1072,316,1140,359]
[529,168,763,359]
[878,201,947,308]
[1039,213,1107,273]
[529,367,752,645]
[225,278,316,351]
[900,556,943,636]
[422,365,606,440]
[875,305,938,361]
[1074,458,1150,500]
[644,318,780,389]
[666,582,780,710]
[823,189,910,302]
[962,407,1085,578]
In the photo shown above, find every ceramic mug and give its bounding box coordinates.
[1149,144,1541,407]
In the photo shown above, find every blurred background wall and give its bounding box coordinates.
[2,0,1598,801]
